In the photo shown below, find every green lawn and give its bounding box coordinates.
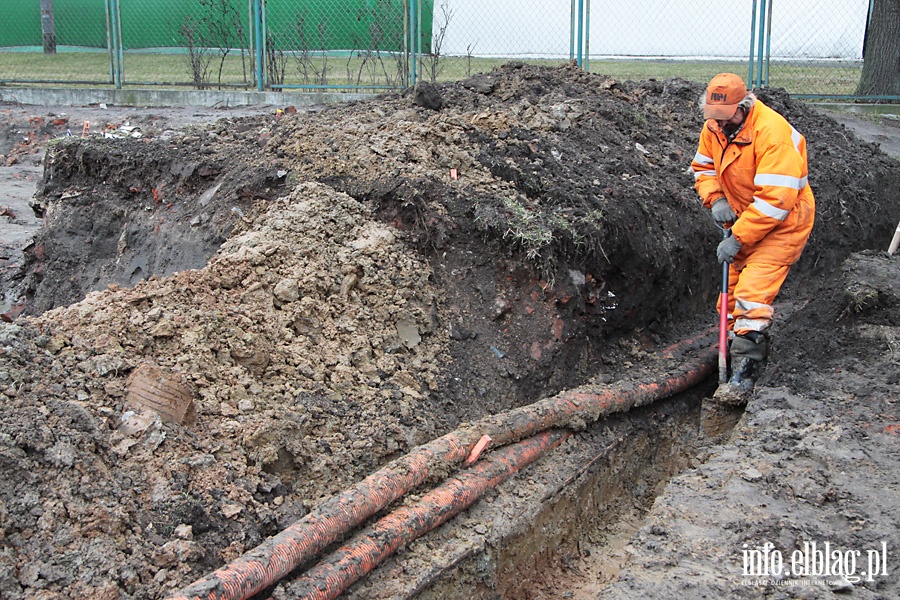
[0,50,865,97]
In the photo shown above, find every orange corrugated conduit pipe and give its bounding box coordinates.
[289,428,571,600]
[168,331,717,600]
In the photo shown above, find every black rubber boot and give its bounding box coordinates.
[728,356,759,391]
[728,331,768,388]
[713,332,769,405]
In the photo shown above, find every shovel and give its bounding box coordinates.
[701,227,741,438]
[718,228,731,383]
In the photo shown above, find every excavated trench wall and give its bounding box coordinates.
[24,132,291,315]
[339,381,736,600]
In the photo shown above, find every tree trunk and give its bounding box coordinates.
[858,0,900,98]
[41,0,57,55]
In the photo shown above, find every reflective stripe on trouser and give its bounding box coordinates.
[716,262,792,335]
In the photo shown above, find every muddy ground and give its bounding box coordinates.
[0,63,898,599]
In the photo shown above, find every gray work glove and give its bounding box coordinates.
[711,198,737,226]
[717,234,741,264]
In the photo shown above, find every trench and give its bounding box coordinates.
[166,334,740,600]
[347,379,743,600]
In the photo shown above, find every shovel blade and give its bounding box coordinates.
[700,389,746,440]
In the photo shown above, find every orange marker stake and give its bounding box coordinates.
[464,434,492,465]
[81,121,90,138]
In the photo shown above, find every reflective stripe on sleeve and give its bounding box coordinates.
[754,173,805,190]
[693,152,714,165]
[791,126,802,152]
[751,197,791,221]
[694,170,717,180]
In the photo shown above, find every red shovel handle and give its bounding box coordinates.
[718,229,731,383]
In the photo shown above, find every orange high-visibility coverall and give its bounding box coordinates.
[691,98,815,335]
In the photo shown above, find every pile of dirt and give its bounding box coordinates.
[0,103,278,318]
[0,63,898,599]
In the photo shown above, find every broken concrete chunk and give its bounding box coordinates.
[396,319,421,349]
[741,467,764,482]
[118,409,158,436]
[273,278,300,303]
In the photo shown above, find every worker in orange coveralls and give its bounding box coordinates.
[691,73,815,400]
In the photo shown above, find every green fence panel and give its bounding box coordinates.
[262,0,432,89]
[1,0,109,49]
[113,0,432,89]
[116,0,253,88]
[266,0,429,52]
[114,0,431,52]
[1,2,43,48]
[119,0,246,50]
[0,1,111,84]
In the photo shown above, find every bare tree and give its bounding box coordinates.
[348,0,406,87]
[201,0,250,87]
[293,13,329,86]
[266,32,287,86]
[424,1,454,83]
[858,0,900,98]
[179,0,251,89]
[316,21,329,85]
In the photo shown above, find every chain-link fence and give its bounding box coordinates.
[0,0,892,101]
[763,0,872,98]
[0,0,114,85]
[116,0,254,88]
[263,0,423,90]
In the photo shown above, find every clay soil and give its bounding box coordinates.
[0,63,898,599]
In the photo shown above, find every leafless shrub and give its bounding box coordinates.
[180,16,213,90]
[293,14,329,86]
[424,0,453,83]
[179,0,251,90]
[202,0,250,86]
[466,41,478,77]
[347,0,407,87]
[266,32,287,86]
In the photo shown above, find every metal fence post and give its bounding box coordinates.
[410,0,418,87]
[105,0,115,84]
[576,0,584,67]
[417,0,423,84]
[764,0,773,86]
[584,0,590,71]
[403,0,410,87]
[105,0,123,89]
[254,0,264,91]
[748,0,757,86]
[570,0,576,61]
[115,0,124,88]
[755,0,767,88]
[247,0,255,89]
